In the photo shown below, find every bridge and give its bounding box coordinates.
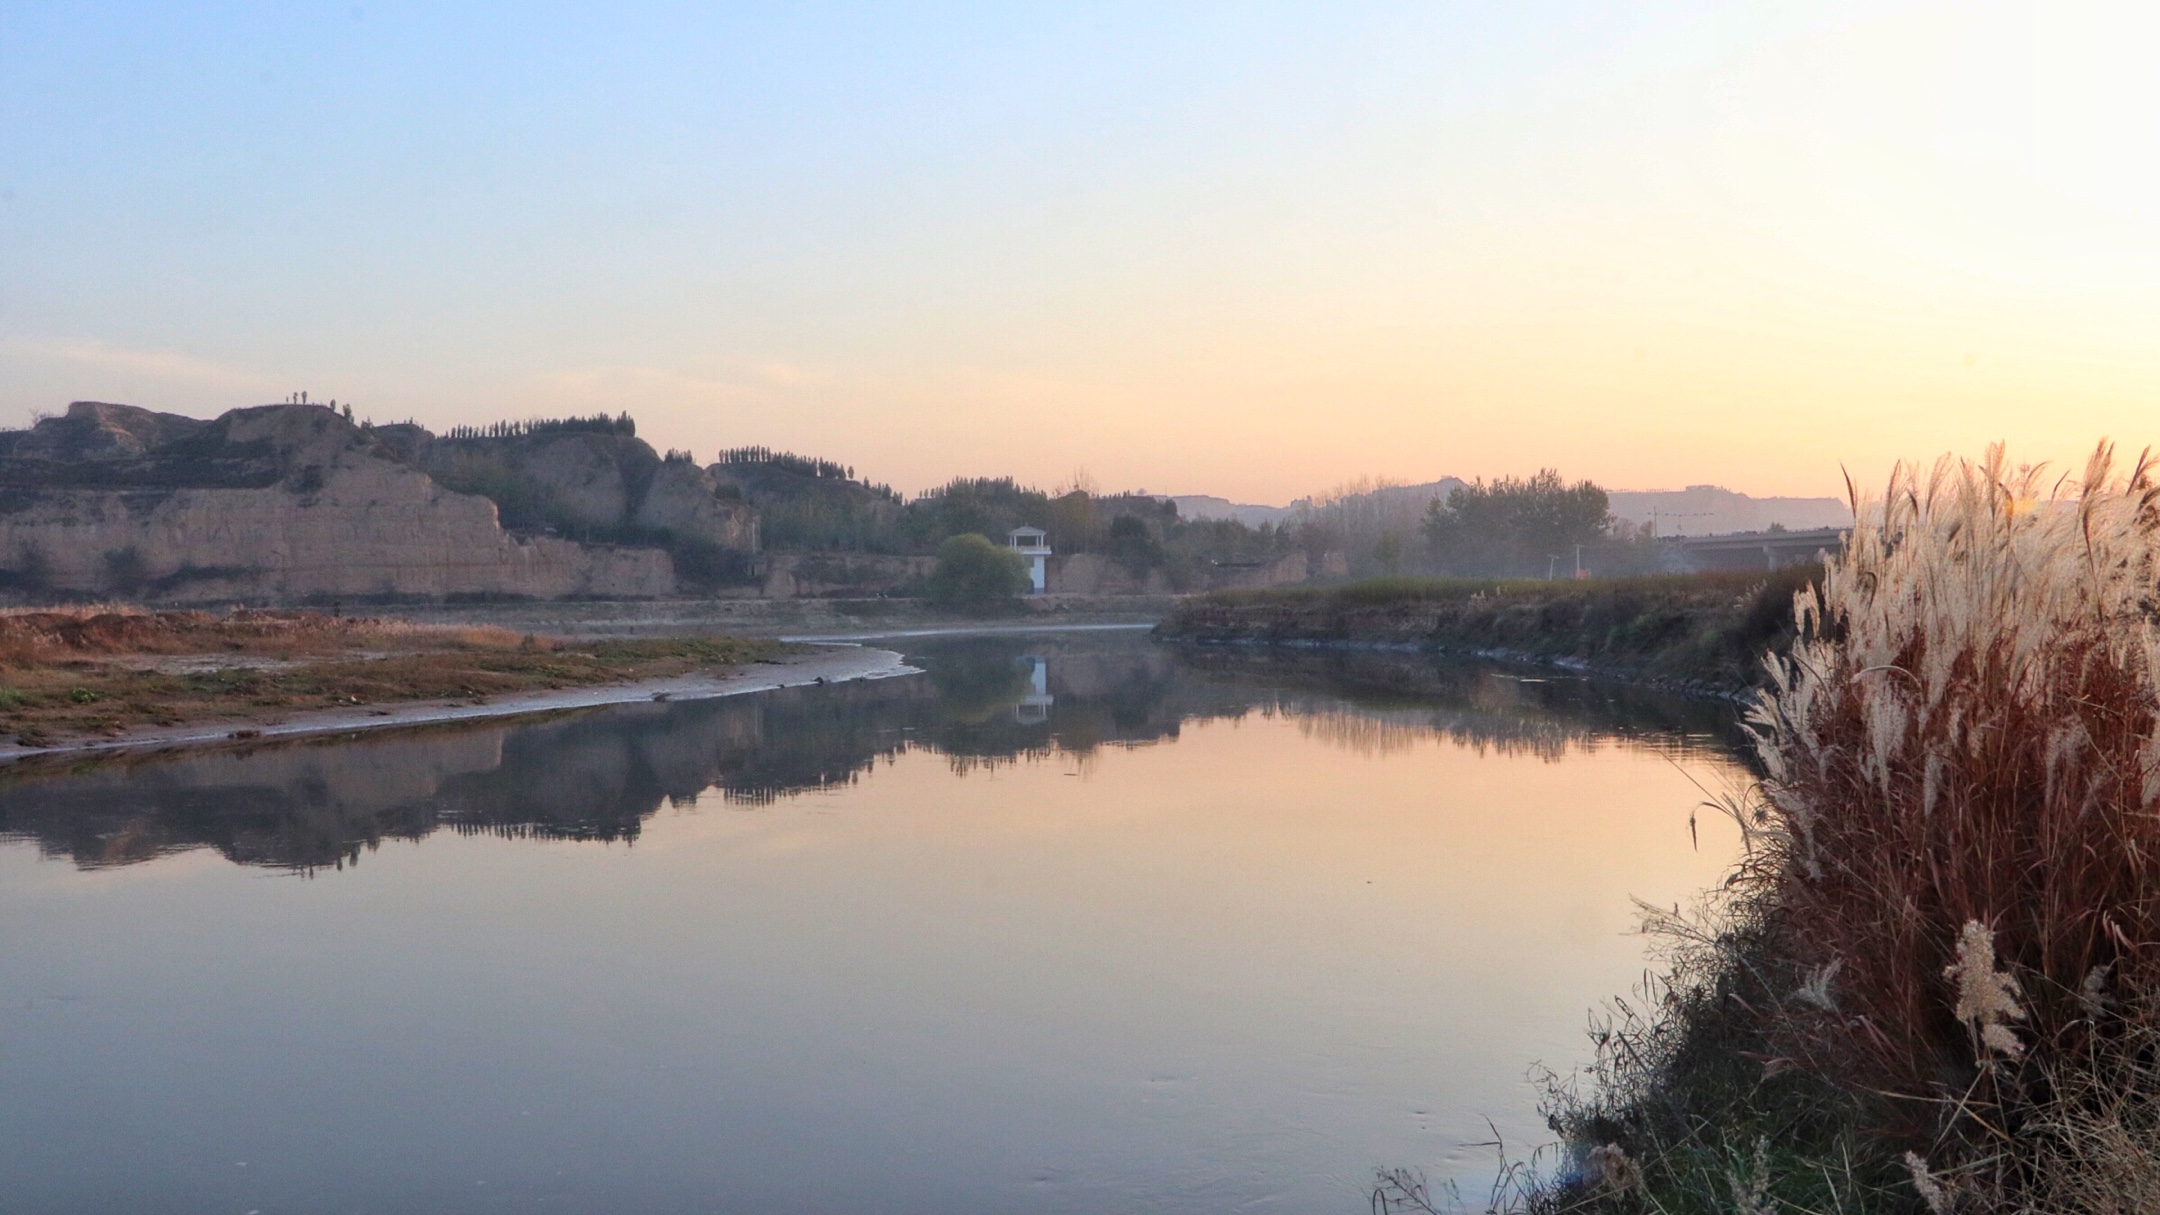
[1664,527,1846,573]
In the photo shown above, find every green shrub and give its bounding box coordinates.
[924,534,1030,607]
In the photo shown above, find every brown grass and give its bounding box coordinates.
[0,607,531,664]
[1505,443,2160,1214]
[1747,447,2160,1136]
[0,609,781,745]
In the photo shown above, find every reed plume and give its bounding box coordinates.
[1444,443,2160,1213]
[1743,442,2160,1187]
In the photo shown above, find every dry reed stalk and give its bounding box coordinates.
[1745,443,2160,1162]
[2018,1006,2160,1214]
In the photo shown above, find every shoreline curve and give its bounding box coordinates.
[0,644,919,765]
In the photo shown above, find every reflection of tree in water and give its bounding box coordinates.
[925,647,1035,725]
[1179,647,1747,764]
[1292,709,1468,758]
[1286,700,1718,763]
[0,636,1745,874]
[914,636,1184,774]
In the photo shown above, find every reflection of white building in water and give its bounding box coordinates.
[1008,527,1049,594]
[1014,656,1054,725]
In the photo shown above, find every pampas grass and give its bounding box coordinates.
[1748,445,2160,1130]
[1519,442,2160,1213]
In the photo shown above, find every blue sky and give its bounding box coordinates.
[4,3,2156,500]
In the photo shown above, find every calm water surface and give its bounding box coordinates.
[0,633,1749,1214]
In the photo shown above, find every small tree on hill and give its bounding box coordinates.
[925,534,1030,607]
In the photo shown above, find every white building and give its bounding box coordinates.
[1008,526,1049,594]
[1014,656,1054,725]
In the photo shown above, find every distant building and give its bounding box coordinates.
[1008,527,1049,594]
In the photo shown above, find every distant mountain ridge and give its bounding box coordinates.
[1171,495,1292,528]
[1604,486,1851,537]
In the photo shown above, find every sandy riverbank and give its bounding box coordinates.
[372,594,1179,640]
[0,643,916,764]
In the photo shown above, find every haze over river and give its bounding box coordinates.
[0,632,1748,1214]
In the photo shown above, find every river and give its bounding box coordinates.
[0,631,1750,1214]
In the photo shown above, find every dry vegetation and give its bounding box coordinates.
[1388,445,2160,1215]
[0,607,779,747]
[1162,569,1822,691]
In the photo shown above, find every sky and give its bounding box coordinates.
[2,2,2157,504]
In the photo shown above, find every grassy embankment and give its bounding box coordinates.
[1159,568,1822,693]
[1372,448,2160,1215]
[0,609,779,747]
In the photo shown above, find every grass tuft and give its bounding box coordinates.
[1505,442,2160,1213]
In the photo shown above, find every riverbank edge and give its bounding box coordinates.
[1155,570,1816,702]
[0,643,918,765]
[377,594,1181,639]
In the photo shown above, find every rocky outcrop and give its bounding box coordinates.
[0,402,676,601]
[636,459,760,553]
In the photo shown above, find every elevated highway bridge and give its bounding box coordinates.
[1664,526,1847,572]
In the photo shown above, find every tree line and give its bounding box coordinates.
[424,415,1659,583]
[733,450,1665,582]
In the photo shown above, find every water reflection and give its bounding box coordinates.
[0,632,1754,1215]
[1015,655,1054,724]
[0,635,1744,874]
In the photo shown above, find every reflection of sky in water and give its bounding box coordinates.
[0,636,1749,1214]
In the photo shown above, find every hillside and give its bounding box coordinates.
[381,419,759,585]
[0,402,717,601]
[708,448,904,553]
[1171,495,1292,528]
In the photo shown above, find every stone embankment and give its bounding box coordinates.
[1155,568,1820,695]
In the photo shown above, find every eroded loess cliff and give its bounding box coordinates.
[386,424,759,575]
[0,402,693,601]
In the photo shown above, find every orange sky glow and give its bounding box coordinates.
[3,3,2156,503]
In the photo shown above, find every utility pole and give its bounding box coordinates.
[1547,554,1559,580]
[1575,544,1584,578]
